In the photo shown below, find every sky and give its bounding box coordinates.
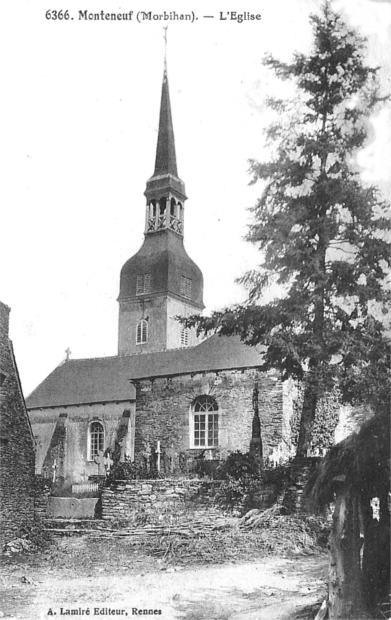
[0,0,390,395]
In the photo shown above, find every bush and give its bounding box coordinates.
[217,451,260,480]
[105,458,160,485]
[215,452,260,514]
[215,475,259,514]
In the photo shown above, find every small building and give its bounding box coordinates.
[26,62,294,489]
[0,301,36,548]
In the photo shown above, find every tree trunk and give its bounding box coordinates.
[328,488,367,619]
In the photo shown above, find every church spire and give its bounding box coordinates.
[153,27,178,178]
[144,43,187,235]
[153,59,178,178]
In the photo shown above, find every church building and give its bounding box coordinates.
[26,60,293,489]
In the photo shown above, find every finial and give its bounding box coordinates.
[163,26,168,74]
[64,347,71,361]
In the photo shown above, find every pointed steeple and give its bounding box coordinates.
[154,67,178,178]
[145,58,186,206]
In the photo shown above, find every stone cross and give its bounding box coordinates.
[142,441,152,471]
[94,450,106,475]
[104,452,114,474]
[52,458,57,483]
[165,443,176,474]
[156,441,161,473]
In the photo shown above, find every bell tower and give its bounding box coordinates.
[117,57,204,356]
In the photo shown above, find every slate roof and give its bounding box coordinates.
[26,335,265,409]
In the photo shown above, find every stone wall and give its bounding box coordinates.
[101,462,317,524]
[134,368,289,467]
[0,302,36,549]
[34,475,52,519]
[29,401,135,486]
[282,457,321,514]
[101,478,221,522]
[249,458,322,513]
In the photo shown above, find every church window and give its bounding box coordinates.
[180,276,192,299]
[88,421,104,461]
[136,319,148,344]
[191,395,219,448]
[136,274,152,295]
[180,327,189,347]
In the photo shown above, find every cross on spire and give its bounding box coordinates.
[163,26,168,71]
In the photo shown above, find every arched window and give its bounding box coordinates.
[191,395,219,448]
[159,196,167,213]
[136,319,148,344]
[149,200,157,218]
[88,421,104,461]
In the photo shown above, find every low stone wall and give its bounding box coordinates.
[101,462,319,523]
[34,476,52,519]
[249,458,322,513]
[101,479,221,522]
[250,482,279,511]
[282,457,321,514]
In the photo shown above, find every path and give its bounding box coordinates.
[0,544,327,620]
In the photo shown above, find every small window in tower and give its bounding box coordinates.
[136,276,143,295]
[136,274,152,296]
[181,327,189,347]
[144,274,151,293]
[180,276,192,299]
[136,319,148,345]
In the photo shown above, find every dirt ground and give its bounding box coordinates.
[0,535,328,620]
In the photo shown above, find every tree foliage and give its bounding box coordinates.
[183,3,391,455]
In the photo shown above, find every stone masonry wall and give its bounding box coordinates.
[0,302,36,549]
[101,479,221,522]
[134,368,288,468]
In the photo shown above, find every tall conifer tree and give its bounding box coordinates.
[185,3,391,456]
